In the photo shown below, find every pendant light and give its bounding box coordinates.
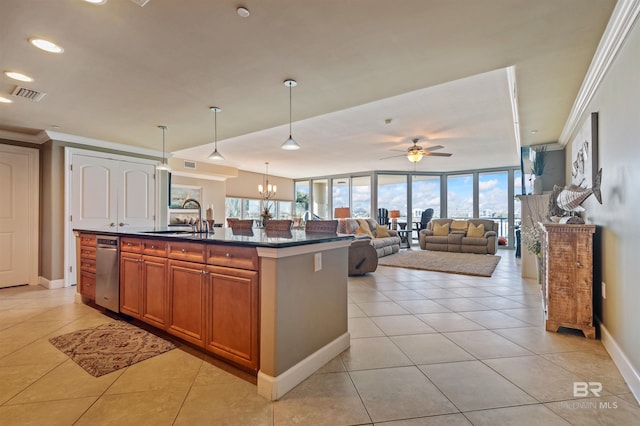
[156,125,171,171]
[281,79,301,150]
[207,106,225,161]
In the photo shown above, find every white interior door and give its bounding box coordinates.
[0,145,38,288]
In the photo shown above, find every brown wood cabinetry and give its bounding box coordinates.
[205,265,259,371]
[120,238,168,328]
[167,259,207,347]
[114,236,261,371]
[540,223,596,339]
[79,233,96,299]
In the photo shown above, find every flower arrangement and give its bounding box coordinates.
[521,225,542,257]
[260,207,272,220]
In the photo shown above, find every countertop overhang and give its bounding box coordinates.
[73,227,352,248]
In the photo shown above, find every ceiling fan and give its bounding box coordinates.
[381,138,453,163]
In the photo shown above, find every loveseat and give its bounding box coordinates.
[419,218,498,255]
[337,218,401,258]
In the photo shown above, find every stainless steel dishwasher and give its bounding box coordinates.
[96,235,120,312]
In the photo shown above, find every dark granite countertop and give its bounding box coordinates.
[74,227,352,248]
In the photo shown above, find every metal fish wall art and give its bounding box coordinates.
[556,168,602,212]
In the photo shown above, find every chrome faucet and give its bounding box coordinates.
[181,198,208,233]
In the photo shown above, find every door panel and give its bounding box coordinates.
[120,165,155,229]
[0,150,31,287]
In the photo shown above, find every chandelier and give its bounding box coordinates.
[258,162,277,200]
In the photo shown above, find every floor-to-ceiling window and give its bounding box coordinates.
[351,176,371,218]
[447,174,473,218]
[332,178,349,217]
[312,179,329,219]
[378,174,408,227]
[295,180,310,219]
[479,171,509,239]
[412,175,441,219]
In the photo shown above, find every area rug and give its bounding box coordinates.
[378,250,501,277]
[49,321,177,377]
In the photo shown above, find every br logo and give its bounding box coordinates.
[573,382,602,397]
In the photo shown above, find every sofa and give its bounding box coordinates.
[419,218,498,255]
[337,218,401,258]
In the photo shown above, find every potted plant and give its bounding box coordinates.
[531,146,547,194]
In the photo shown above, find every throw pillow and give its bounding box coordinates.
[433,222,449,236]
[376,224,391,238]
[355,219,374,237]
[450,220,468,231]
[467,222,485,237]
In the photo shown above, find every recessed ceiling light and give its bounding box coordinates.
[84,0,107,3]
[237,7,250,17]
[4,71,34,82]
[51,125,61,129]
[29,38,64,53]
[0,96,13,104]
[531,129,538,134]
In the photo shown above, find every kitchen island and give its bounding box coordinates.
[74,227,352,400]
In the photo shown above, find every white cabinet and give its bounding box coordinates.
[66,149,158,285]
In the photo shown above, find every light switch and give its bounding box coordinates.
[314,252,322,272]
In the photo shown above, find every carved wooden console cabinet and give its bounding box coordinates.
[540,223,596,339]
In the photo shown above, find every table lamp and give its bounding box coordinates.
[389,210,401,230]
[334,207,351,221]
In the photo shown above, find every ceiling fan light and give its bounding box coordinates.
[208,149,225,161]
[281,135,301,150]
[407,151,423,163]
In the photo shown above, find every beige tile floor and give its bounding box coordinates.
[0,252,638,425]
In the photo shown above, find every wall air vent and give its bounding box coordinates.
[11,86,47,102]
[183,160,197,169]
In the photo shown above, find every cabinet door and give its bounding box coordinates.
[142,255,168,329]
[120,252,142,318]
[205,265,259,371]
[167,260,206,347]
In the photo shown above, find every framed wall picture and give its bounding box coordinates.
[169,184,202,208]
[571,112,599,188]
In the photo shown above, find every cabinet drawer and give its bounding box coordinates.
[169,241,206,263]
[141,239,168,256]
[80,257,96,274]
[79,245,96,259]
[80,271,96,299]
[207,245,258,271]
[121,237,142,253]
[80,233,96,246]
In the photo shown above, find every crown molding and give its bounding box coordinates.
[45,130,164,157]
[559,0,640,146]
[0,129,50,144]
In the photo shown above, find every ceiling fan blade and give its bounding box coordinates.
[379,153,406,160]
[425,145,444,152]
[426,152,452,157]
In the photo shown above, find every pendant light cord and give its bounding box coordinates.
[214,109,218,150]
[289,83,292,136]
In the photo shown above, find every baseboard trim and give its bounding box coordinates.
[39,276,65,289]
[257,332,350,401]
[600,323,640,404]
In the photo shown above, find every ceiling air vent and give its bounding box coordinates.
[183,160,197,169]
[130,0,150,6]
[11,86,47,102]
